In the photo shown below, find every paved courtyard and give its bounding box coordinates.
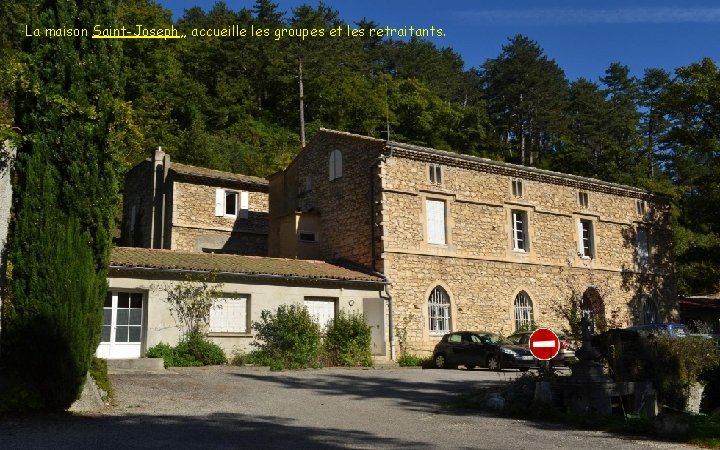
[0,366,698,449]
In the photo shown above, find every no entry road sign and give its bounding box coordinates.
[528,328,560,360]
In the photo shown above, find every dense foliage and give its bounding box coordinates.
[251,303,323,370]
[145,333,227,367]
[0,0,123,411]
[322,311,372,367]
[593,331,720,410]
[247,305,374,370]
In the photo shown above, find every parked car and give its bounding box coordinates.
[432,331,537,372]
[626,323,688,338]
[507,330,577,367]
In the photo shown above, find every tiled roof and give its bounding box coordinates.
[110,247,385,283]
[169,162,268,187]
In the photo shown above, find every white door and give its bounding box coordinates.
[304,297,336,331]
[97,291,144,359]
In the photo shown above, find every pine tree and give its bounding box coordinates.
[1,0,122,410]
[481,35,568,166]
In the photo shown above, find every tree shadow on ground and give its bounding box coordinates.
[0,411,429,449]
[232,368,512,413]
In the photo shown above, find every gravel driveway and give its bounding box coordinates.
[0,366,699,449]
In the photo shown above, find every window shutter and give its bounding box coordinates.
[577,220,584,256]
[240,191,249,219]
[210,297,248,333]
[426,200,446,245]
[329,151,336,180]
[215,188,224,216]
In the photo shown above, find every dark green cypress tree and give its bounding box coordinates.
[1,0,122,410]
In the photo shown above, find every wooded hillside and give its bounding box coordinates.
[2,0,719,295]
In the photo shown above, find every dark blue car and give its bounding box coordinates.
[626,323,688,338]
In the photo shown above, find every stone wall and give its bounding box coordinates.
[120,160,155,248]
[380,155,673,275]
[384,252,674,354]
[378,144,675,353]
[272,131,385,268]
[171,227,267,255]
[170,180,268,254]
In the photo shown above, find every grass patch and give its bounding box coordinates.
[397,354,432,367]
[89,357,113,403]
[688,414,720,448]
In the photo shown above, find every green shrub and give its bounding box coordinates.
[145,342,177,368]
[323,312,372,367]
[398,354,431,367]
[176,333,226,366]
[251,304,322,370]
[89,357,113,402]
[231,350,277,367]
[595,331,720,409]
[145,335,226,368]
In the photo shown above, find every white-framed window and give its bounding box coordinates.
[636,199,646,215]
[512,178,524,197]
[426,199,447,245]
[429,163,442,185]
[511,210,528,252]
[514,291,534,331]
[640,297,658,325]
[102,291,143,343]
[637,228,649,266]
[298,230,318,243]
[428,286,451,335]
[578,219,594,259]
[578,191,589,208]
[215,189,249,219]
[329,149,343,181]
[209,296,249,333]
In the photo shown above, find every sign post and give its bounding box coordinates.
[528,328,560,361]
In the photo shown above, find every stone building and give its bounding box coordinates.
[105,148,391,361]
[120,148,269,255]
[269,129,676,355]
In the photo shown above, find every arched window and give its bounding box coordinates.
[514,291,534,331]
[329,149,342,181]
[428,286,450,334]
[641,297,658,324]
[581,288,606,333]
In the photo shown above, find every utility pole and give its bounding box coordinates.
[299,59,306,148]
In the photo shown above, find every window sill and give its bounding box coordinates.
[208,332,252,337]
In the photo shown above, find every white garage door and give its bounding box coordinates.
[304,297,337,331]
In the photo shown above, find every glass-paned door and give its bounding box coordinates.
[97,291,144,359]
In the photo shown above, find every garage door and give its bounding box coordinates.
[304,297,337,331]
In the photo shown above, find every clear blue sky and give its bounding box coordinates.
[158,0,720,81]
